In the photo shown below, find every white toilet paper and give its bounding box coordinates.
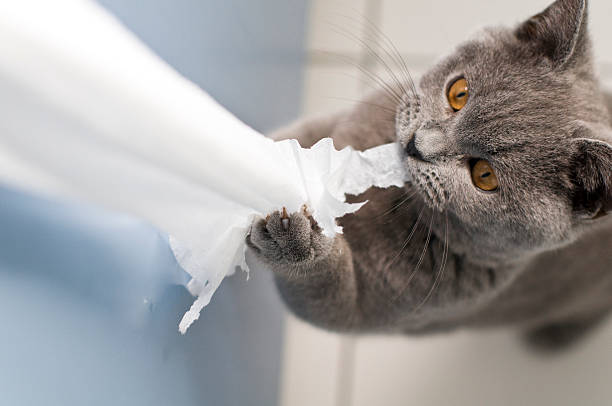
[0,0,408,332]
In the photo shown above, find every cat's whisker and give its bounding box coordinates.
[404,209,435,284]
[379,198,420,226]
[360,40,411,102]
[326,97,398,115]
[328,23,411,101]
[333,12,418,99]
[335,116,397,123]
[317,53,402,106]
[376,190,418,219]
[333,118,398,131]
[353,66,403,105]
[388,206,426,268]
[413,210,449,312]
[389,208,434,303]
[325,70,404,109]
[320,54,399,101]
[354,13,418,98]
[331,53,404,104]
[375,189,412,213]
[318,39,404,105]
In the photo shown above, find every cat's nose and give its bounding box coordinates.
[406,128,448,161]
[405,135,426,161]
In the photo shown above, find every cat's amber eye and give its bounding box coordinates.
[471,159,499,191]
[448,78,469,111]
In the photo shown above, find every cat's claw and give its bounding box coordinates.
[246,206,332,267]
[281,207,290,231]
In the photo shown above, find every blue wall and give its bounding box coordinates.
[0,1,308,405]
[99,0,308,133]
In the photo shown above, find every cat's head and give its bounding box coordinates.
[396,0,612,265]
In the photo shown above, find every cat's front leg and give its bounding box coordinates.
[246,207,361,330]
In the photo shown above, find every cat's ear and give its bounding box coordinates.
[515,0,588,68]
[570,137,612,220]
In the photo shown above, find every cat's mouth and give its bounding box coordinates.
[395,93,447,211]
[401,151,447,211]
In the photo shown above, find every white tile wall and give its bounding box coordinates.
[589,0,612,67]
[301,65,364,116]
[281,1,612,405]
[379,0,552,57]
[279,315,346,406]
[306,0,369,56]
[351,328,612,406]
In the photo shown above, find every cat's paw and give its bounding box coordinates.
[246,206,333,268]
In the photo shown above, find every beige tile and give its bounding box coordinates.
[379,0,551,56]
[591,0,612,66]
[600,71,612,93]
[306,0,369,55]
[351,320,612,406]
[379,0,612,67]
[302,65,366,116]
[278,314,344,406]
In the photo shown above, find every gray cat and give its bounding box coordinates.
[246,0,612,351]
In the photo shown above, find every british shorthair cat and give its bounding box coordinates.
[247,0,612,350]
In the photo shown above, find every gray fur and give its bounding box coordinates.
[247,0,612,350]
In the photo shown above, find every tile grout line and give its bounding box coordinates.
[335,337,357,406]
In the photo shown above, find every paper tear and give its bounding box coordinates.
[174,139,407,334]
